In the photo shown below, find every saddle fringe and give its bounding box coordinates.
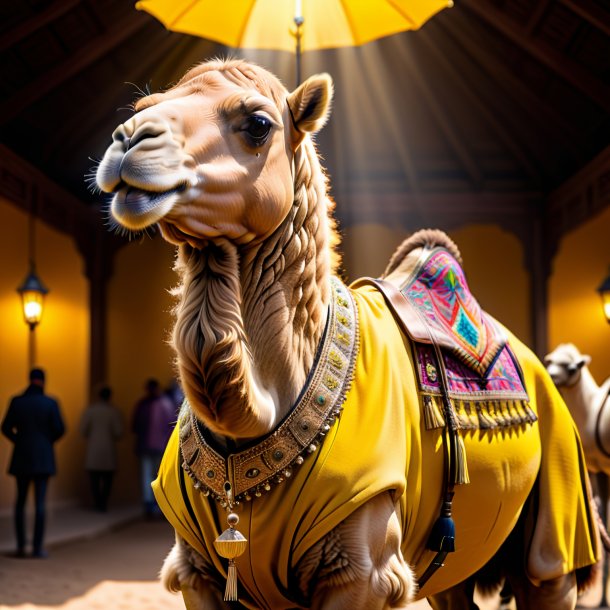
[421,395,537,432]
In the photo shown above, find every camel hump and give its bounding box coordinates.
[383,229,462,278]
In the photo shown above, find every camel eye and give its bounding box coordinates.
[243,115,272,146]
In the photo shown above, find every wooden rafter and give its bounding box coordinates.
[0,11,147,126]
[342,190,541,231]
[546,143,610,243]
[526,0,553,34]
[41,30,179,162]
[0,0,81,53]
[462,0,610,114]
[417,29,544,183]
[434,15,579,145]
[397,37,484,189]
[559,0,610,38]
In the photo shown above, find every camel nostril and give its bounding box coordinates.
[128,123,166,149]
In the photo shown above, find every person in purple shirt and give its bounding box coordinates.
[1,368,65,558]
[131,378,176,517]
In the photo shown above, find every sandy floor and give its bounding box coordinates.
[0,518,604,609]
[0,517,434,609]
[0,519,183,610]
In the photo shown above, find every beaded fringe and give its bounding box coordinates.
[422,395,537,432]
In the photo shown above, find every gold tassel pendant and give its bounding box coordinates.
[214,512,247,602]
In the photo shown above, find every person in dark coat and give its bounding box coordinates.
[1,368,65,558]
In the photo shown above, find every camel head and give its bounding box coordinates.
[544,343,591,387]
[96,58,334,249]
[96,59,339,440]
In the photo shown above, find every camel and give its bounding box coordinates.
[96,59,599,609]
[544,344,610,475]
[544,343,610,607]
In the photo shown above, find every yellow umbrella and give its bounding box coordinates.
[135,0,452,83]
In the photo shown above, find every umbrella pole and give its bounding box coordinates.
[294,15,304,86]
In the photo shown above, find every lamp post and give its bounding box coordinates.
[17,264,48,369]
[598,268,610,325]
[17,214,49,369]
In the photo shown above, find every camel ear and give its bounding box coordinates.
[287,73,333,148]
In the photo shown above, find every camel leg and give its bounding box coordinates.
[508,572,577,610]
[593,471,609,607]
[498,581,515,609]
[303,493,415,609]
[161,535,226,610]
[180,584,226,610]
[426,576,480,610]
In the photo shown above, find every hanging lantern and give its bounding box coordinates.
[17,264,49,330]
[597,268,610,325]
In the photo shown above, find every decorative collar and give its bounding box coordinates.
[179,276,359,505]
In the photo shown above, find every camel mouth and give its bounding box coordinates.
[111,184,184,230]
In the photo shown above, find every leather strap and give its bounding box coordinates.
[356,276,462,590]
[594,378,610,459]
[351,277,433,343]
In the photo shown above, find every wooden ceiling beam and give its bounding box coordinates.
[41,30,179,162]
[526,0,553,35]
[0,0,81,53]
[396,37,484,189]
[559,0,610,38]
[417,29,544,183]
[546,143,610,242]
[339,190,542,237]
[462,0,610,114]
[434,15,579,144]
[0,143,96,232]
[0,11,147,126]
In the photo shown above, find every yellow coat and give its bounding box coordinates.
[153,283,597,608]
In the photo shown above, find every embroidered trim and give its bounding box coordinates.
[179,276,359,504]
[402,248,506,377]
[415,343,536,431]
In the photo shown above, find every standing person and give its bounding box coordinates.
[132,378,176,517]
[164,378,184,413]
[79,385,124,512]
[1,368,65,558]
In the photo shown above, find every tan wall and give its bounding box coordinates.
[341,223,531,346]
[106,235,177,504]
[549,206,610,382]
[2,195,607,513]
[0,197,89,513]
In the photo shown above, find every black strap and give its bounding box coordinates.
[418,551,449,589]
[362,277,460,590]
[595,384,610,458]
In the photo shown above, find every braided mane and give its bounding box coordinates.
[168,60,340,439]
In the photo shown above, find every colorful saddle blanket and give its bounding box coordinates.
[367,247,537,431]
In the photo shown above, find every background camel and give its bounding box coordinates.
[545,343,610,607]
[96,58,598,609]
[544,344,610,476]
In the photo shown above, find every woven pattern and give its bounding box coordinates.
[417,343,528,401]
[402,248,535,431]
[403,249,504,376]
